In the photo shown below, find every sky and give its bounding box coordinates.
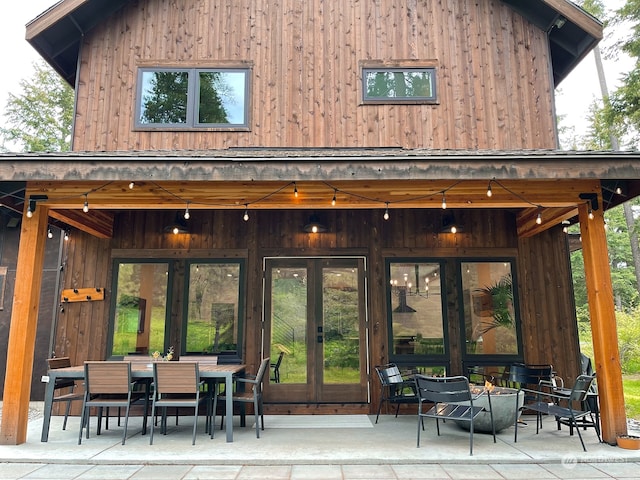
[0,0,634,148]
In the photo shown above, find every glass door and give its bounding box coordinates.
[264,257,368,403]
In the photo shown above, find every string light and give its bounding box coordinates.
[331,190,337,206]
[184,203,190,220]
[441,193,447,209]
[293,182,298,198]
[64,230,69,241]
[243,205,249,222]
[83,195,89,213]
[26,205,33,218]
[616,186,622,195]
[588,205,594,220]
[486,181,492,197]
[383,203,390,220]
[129,181,135,190]
[536,207,542,225]
[47,228,53,239]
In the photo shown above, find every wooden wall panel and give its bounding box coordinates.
[72,0,556,151]
[52,208,577,412]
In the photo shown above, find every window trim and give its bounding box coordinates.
[181,258,246,362]
[361,62,438,105]
[107,259,175,359]
[385,258,449,366]
[457,257,524,367]
[134,66,251,131]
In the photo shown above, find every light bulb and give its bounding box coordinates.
[450,225,457,234]
[441,194,447,209]
[173,226,179,235]
[383,204,390,220]
[311,225,318,233]
[243,207,249,222]
[47,228,53,239]
[486,184,492,197]
[332,191,337,206]
[129,181,135,189]
[83,198,89,213]
[184,205,190,220]
[26,208,33,218]
[536,212,542,224]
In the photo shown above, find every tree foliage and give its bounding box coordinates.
[0,60,73,152]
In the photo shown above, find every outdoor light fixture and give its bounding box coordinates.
[25,195,48,219]
[303,214,327,233]
[163,213,189,235]
[441,214,462,234]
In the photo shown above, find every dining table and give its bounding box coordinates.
[40,362,246,443]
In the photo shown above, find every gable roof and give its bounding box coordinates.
[27,0,602,88]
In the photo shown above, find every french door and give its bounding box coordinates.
[263,257,369,403]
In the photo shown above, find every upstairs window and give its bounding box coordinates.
[362,65,437,104]
[135,67,250,129]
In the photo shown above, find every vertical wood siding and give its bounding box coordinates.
[54,208,580,413]
[72,0,556,151]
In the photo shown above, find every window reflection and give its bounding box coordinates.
[462,261,519,355]
[388,262,445,356]
[111,262,169,356]
[185,262,242,354]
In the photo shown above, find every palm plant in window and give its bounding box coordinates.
[476,274,514,334]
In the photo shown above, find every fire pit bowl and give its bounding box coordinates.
[454,385,524,433]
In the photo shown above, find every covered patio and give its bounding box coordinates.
[1,148,639,448]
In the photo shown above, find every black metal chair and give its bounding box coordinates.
[46,357,84,431]
[415,374,495,455]
[150,361,209,445]
[508,363,555,429]
[270,351,285,383]
[513,373,601,451]
[374,363,418,423]
[79,361,144,445]
[215,357,270,438]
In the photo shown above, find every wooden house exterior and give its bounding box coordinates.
[0,0,637,445]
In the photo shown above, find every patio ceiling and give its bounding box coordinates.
[2,148,639,239]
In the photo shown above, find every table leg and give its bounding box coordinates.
[224,374,233,442]
[40,378,56,442]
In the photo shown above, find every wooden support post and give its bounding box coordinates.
[0,203,48,445]
[578,201,627,444]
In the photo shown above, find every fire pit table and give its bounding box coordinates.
[454,385,524,433]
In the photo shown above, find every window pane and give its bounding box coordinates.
[198,71,246,125]
[364,69,435,100]
[389,262,444,356]
[185,263,241,354]
[270,267,308,384]
[139,71,189,124]
[111,263,169,356]
[461,262,518,355]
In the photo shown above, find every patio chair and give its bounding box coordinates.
[374,363,418,423]
[270,351,285,383]
[78,361,144,445]
[415,374,495,456]
[149,361,208,445]
[508,363,555,431]
[46,357,84,431]
[513,373,600,451]
[214,357,270,438]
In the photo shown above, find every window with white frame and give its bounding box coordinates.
[136,67,250,129]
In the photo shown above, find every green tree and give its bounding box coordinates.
[0,60,73,152]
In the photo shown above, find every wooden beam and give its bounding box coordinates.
[28,179,600,211]
[516,206,577,237]
[579,201,627,444]
[47,208,114,238]
[0,202,48,445]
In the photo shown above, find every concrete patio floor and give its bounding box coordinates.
[0,407,639,479]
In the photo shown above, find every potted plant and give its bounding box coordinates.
[474,274,515,335]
